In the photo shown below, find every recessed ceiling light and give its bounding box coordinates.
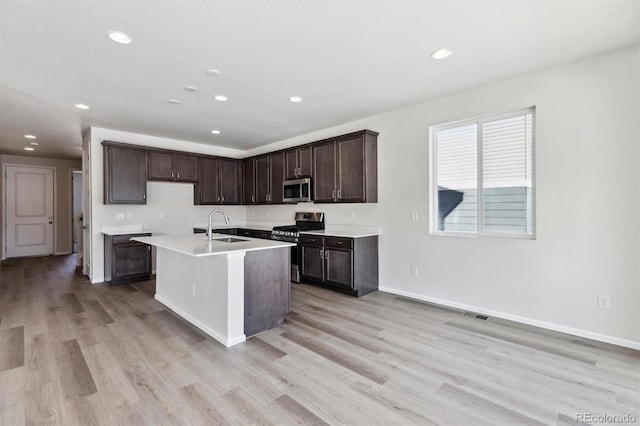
[214,95,228,102]
[107,31,132,45]
[168,99,181,104]
[211,130,221,135]
[289,96,303,103]
[184,86,198,92]
[74,103,90,110]
[24,134,36,139]
[431,48,453,60]
[205,69,221,77]
[24,147,35,151]
[30,142,39,146]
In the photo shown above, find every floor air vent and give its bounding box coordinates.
[462,312,490,321]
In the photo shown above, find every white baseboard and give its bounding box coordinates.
[155,293,246,347]
[378,286,640,350]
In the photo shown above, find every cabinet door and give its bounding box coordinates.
[269,152,285,204]
[255,156,270,204]
[337,135,366,202]
[148,150,174,181]
[242,159,256,204]
[175,154,199,182]
[104,144,147,204]
[325,247,353,289]
[297,145,313,177]
[312,141,336,203]
[284,149,298,179]
[112,243,151,282]
[300,245,324,282]
[220,158,240,204]
[200,157,220,204]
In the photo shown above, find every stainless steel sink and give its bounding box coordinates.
[211,237,247,243]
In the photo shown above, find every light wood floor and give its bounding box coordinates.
[0,255,638,425]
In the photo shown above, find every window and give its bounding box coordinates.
[431,108,535,238]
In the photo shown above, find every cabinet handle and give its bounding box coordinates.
[148,246,151,252]
[252,195,255,202]
[143,192,146,200]
[319,248,324,258]
[337,189,341,199]
[177,172,180,179]
[171,171,174,179]
[325,250,329,259]
[332,190,335,199]
[221,195,225,202]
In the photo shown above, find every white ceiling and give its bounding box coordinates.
[1,0,638,159]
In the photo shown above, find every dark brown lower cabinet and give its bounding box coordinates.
[299,234,378,297]
[104,233,152,285]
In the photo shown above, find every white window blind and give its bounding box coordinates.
[432,108,535,237]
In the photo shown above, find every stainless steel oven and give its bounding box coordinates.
[271,212,324,282]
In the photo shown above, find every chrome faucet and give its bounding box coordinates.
[207,209,230,241]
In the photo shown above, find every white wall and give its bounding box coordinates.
[88,46,639,348]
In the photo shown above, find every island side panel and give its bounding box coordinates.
[154,247,246,347]
[243,247,290,337]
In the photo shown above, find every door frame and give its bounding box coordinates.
[70,169,83,254]
[2,164,57,260]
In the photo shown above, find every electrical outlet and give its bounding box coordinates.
[597,296,610,310]
[126,212,133,220]
[115,213,124,220]
[411,266,418,277]
[192,284,196,297]
[349,211,356,220]
[411,211,419,222]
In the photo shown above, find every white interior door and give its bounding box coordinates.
[5,165,55,258]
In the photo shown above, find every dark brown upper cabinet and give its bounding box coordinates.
[196,157,241,205]
[148,149,199,183]
[254,152,286,204]
[103,142,147,204]
[284,145,313,179]
[242,158,256,204]
[312,130,378,203]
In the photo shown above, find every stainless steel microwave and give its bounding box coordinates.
[283,178,312,203]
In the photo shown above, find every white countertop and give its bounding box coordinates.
[192,222,381,238]
[301,229,380,238]
[101,225,151,236]
[131,233,294,257]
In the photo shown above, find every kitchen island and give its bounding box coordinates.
[132,233,294,347]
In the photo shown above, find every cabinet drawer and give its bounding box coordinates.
[237,229,257,238]
[324,236,353,249]
[255,231,272,240]
[300,234,324,246]
[111,233,151,245]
